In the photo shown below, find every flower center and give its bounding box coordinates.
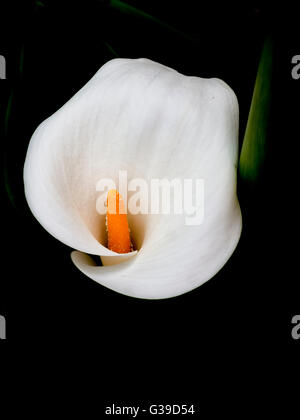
[106,189,132,253]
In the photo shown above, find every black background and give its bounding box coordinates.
[0,0,299,410]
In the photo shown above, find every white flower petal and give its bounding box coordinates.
[24,58,242,299]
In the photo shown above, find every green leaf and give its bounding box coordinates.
[239,35,273,183]
[103,41,119,58]
[109,0,196,42]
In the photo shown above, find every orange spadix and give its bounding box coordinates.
[106,189,131,254]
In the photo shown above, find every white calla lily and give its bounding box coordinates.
[24,58,242,299]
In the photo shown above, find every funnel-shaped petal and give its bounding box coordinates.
[24,58,242,299]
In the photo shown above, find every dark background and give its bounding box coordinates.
[0,0,299,408]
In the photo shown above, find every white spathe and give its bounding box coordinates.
[24,58,242,299]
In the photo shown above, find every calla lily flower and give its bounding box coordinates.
[24,58,242,299]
